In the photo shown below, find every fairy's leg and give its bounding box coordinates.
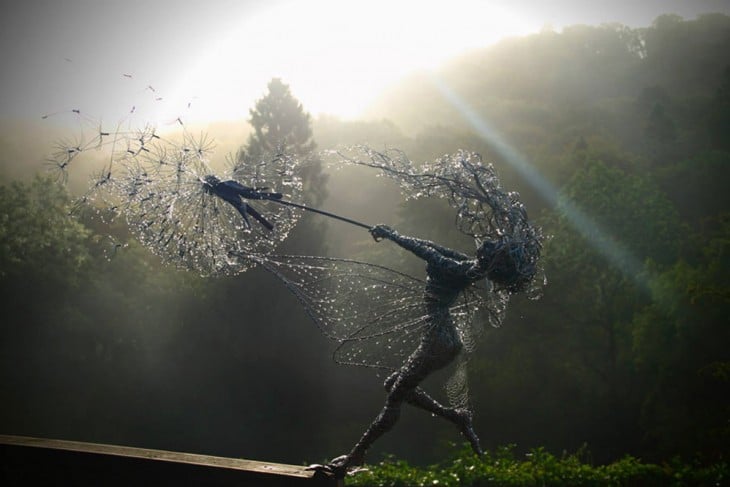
[327,351,430,471]
[384,372,482,455]
[336,323,464,470]
[336,364,423,468]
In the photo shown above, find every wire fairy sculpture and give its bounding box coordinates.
[266,148,543,474]
[45,105,543,475]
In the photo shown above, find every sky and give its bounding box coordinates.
[1,0,729,126]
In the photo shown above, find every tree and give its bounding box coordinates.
[632,215,730,459]
[240,78,327,207]
[225,79,337,453]
[238,78,329,260]
[242,78,316,159]
[532,155,683,458]
[0,176,91,294]
[708,66,730,150]
[644,102,676,143]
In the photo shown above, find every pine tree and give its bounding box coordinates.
[644,102,676,143]
[243,78,316,157]
[239,77,329,257]
[240,78,327,207]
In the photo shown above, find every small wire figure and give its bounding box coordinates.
[202,175,283,230]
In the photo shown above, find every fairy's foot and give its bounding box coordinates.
[306,454,363,478]
[454,408,484,456]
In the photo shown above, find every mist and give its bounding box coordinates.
[1,2,729,475]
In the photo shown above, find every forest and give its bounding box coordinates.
[0,13,728,485]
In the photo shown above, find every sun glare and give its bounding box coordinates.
[165,0,538,123]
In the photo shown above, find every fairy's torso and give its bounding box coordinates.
[424,257,480,309]
[419,257,483,360]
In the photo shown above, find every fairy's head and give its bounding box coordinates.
[477,237,539,293]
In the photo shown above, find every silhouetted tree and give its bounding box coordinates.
[708,66,730,150]
[242,78,316,158]
[240,78,327,207]
[226,79,336,452]
[644,102,676,143]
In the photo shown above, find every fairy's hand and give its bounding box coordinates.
[370,224,395,242]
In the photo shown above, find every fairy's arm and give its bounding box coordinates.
[370,224,471,266]
[423,240,471,261]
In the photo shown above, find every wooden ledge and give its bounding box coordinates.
[0,434,342,486]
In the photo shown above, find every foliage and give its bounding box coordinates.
[547,155,682,267]
[0,175,91,288]
[631,215,730,459]
[0,176,95,337]
[348,445,728,487]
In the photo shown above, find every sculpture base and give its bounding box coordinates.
[0,435,342,486]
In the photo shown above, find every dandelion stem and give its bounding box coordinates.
[271,198,372,230]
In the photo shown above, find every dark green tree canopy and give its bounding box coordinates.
[0,176,91,289]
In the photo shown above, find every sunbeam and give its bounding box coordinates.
[429,75,647,286]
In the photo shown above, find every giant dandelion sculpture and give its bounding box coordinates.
[45,101,543,476]
[44,108,310,275]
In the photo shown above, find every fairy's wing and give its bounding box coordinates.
[253,254,434,371]
[445,280,510,409]
[254,254,510,378]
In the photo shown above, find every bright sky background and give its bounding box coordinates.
[2,0,729,126]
